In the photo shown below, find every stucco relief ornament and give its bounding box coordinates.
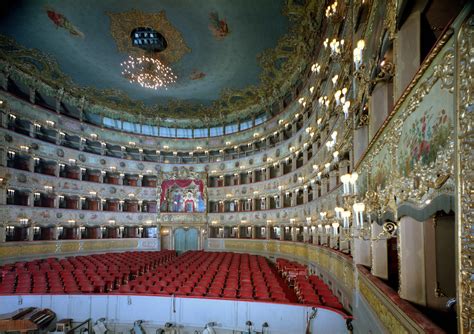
[107,9,190,65]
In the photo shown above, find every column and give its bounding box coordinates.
[27,226,34,241]
[0,148,6,167]
[28,157,34,172]
[371,223,388,279]
[0,225,6,243]
[291,157,297,171]
[291,191,297,207]
[303,228,309,243]
[321,179,328,196]
[303,149,308,164]
[280,225,285,241]
[399,216,426,305]
[329,170,338,191]
[291,227,297,242]
[52,226,59,240]
[278,162,285,176]
[303,188,308,204]
[251,226,257,239]
[353,237,371,267]
[312,142,318,156]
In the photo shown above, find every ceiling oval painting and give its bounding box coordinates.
[0,0,317,123]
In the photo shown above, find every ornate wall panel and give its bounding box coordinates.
[455,13,474,334]
[357,29,456,218]
[0,239,139,262]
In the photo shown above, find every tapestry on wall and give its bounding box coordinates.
[160,179,206,213]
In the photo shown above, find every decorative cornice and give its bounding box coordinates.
[0,1,325,127]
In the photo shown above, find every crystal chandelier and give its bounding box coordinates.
[121,55,177,90]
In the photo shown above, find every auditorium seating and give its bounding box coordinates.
[0,251,176,294]
[0,251,344,311]
[122,251,295,303]
[276,258,343,310]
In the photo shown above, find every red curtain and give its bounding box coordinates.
[160,179,204,204]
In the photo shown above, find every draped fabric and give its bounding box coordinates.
[160,179,204,203]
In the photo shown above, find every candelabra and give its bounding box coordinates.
[337,173,398,242]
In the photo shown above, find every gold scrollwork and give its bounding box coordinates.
[455,14,474,334]
[106,9,190,65]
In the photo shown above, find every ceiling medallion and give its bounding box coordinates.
[121,27,177,90]
[107,9,190,64]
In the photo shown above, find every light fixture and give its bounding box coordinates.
[325,1,338,18]
[342,100,351,119]
[353,202,365,228]
[121,55,177,90]
[353,39,365,71]
[311,63,321,73]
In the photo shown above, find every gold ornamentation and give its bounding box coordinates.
[0,1,326,126]
[358,277,409,333]
[455,14,474,334]
[107,9,190,65]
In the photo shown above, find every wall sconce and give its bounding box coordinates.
[319,211,327,220]
[353,202,365,228]
[341,211,351,228]
[353,40,365,71]
[324,163,331,172]
[341,172,358,195]
[342,100,351,119]
[311,63,321,73]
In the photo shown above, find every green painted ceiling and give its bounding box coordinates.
[0,0,290,115]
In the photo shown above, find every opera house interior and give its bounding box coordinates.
[0,0,472,333]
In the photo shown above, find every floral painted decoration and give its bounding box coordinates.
[46,7,84,38]
[398,108,451,176]
[209,11,229,40]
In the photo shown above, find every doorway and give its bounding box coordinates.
[174,228,199,253]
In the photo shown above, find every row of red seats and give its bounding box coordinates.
[0,251,176,294]
[276,258,308,282]
[115,251,292,303]
[294,275,343,309]
[0,250,343,310]
[276,258,344,310]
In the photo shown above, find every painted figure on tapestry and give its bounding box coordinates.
[160,179,206,213]
[184,192,195,212]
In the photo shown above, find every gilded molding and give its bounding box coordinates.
[355,27,455,170]
[455,13,474,334]
[107,9,191,64]
[358,277,409,334]
[0,1,326,126]
[0,239,138,260]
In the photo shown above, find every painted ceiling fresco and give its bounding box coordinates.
[0,0,320,123]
